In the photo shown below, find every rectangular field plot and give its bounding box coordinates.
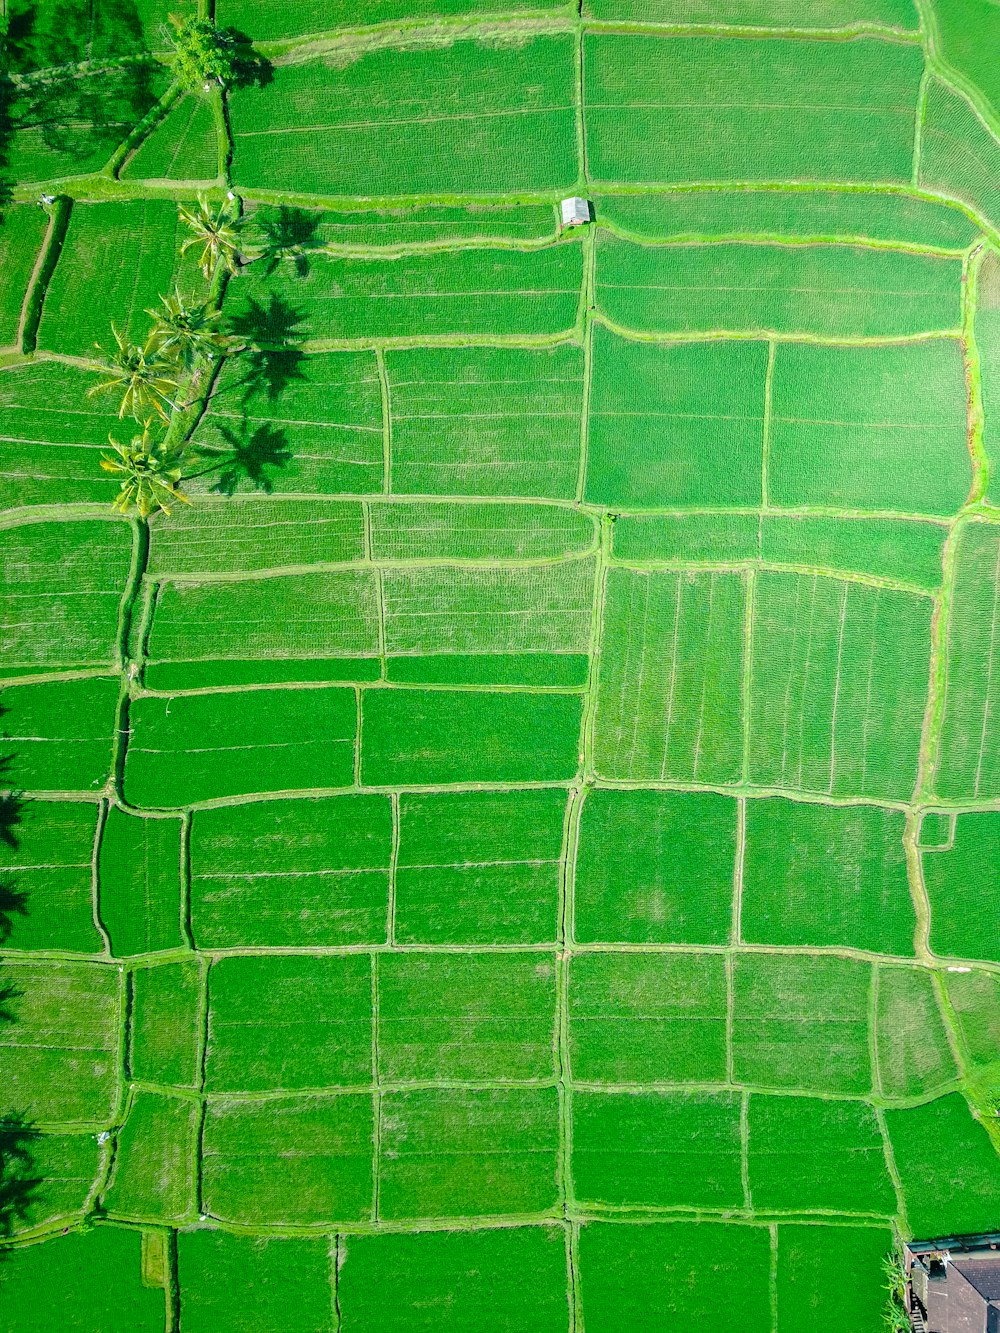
[935,524,1000,799]
[220,0,569,41]
[124,686,357,807]
[226,243,584,342]
[0,800,101,953]
[596,234,963,337]
[760,515,948,591]
[177,1231,334,1333]
[205,954,372,1092]
[885,1093,1000,1238]
[371,500,595,562]
[147,569,378,668]
[379,1086,559,1220]
[946,968,1000,1085]
[7,1130,104,1236]
[598,187,976,250]
[980,252,1000,506]
[98,807,183,956]
[0,361,121,510]
[572,1090,743,1209]
[243,200,558,251]
[592,568,746,784]
[584,0,917,28]
[569,952,728,1083]
[578,1222,771,1332]
[37,199,189,358]
[612,512,759,565]
[0,676,119,793]
[191,794,391,947]
[8,0,194,64]
[121,93,219,181]
[732,953,872,1094]
[741,798,915,954]
[0,204,48,348]
[1,519,131,672]
[102,1089,198,1223]
[585,329,767,508]
[382,561,594,658]
[875,965,956,1098]
[147,498,365,575]
[747,1095,896,1215]
[194,350,383,497]
[386,344,583,499]
[776,1225,894,1333]
[202,1093,373,1226]
[378,952,556,1083]
[923,811,1000,961]
[384,652,587,688]
[230,37,577,197]
[0,961,121,1125]
[574,788,736,944]
[0,1226,165,1333]
[130,959,203,1087]
[920,79,1000,237]
[748,571,932,801]
[584,34,922,186]
[361,689,581,785]
[769,340,971,515]
[337,1226,569,1333]
[395,788,566,945]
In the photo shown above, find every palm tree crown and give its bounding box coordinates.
[146,290,230,370]
[178,195,243,281]
[100,423,192,518]
[88,325,180,421]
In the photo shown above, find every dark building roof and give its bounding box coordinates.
[954,1262,1000,1303]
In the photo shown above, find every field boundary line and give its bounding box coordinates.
[740,1090,752,1211]
[725,951,736,1086]
[873,1104,909,1234]
[869,964,883,1098]
[89,798,113,956]
[179,812,195,951]
[374,347,392,494]
[903,810,933,960]
[193,955,211,1220]
[912,60,932,188]
[330,1234,342,1333]
[371,953,382,1223]
[768,1224,779,1333]
[16,196,71,356]
[387,793,400,947]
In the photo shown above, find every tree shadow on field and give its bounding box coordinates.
[0,1114,41,1245]
[188,420,293,496]
[227,294,308,402]
[225,27,274,91]
[256,206,325,278]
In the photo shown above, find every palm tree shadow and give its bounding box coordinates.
[227,294,308,403]
[192,420,293,496]
[256,206,325,278]
[0,1113,41,1245]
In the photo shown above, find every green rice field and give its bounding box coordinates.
[2,0,1000,1328]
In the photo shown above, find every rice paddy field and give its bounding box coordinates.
[2,0,1000,1328]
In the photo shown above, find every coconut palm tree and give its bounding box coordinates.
[146,290,230,371]
[178,194,243,281]
[100,422,191,518]
[88,326,180,421]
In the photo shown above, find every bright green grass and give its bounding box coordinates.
[386,344,583,499]
[98,807,183,956]
[885,1092,1000,1236]
[0,205,48,348]
[130,960,203,1087]
[920,78,1000,232]
[599,187,978,249]
[102,1089,198,1224]
[230,37,577,197]
[748,571,932,801]
[569,952,728,1082]
[0,676,119,793]
[585,329,767,507]
[176,1231,334,1333]
[243,200,558,249]
[395,788,566,944]
[585,0,916,24]
[596,233,963,336]
[37,199,190,358]
[189,794,392,947]
[923,811,1000,961]
[0,960,122,1125]
[875,965,957,1098]
[1,519,131,671]
[946,968,1000,1087]
[0,800,101,953]
[578,1222,772,1331]
[747,1095,896,1214]
[769,340,971,515]
[336,1227,569,1333]
[574,788,737,943]
[0,1225,165,1333]
[360,688,582,784]
[124,686,357,806]
[121,94,219,182]
[592,567,746,783]
[0,361,121,510]
[191,350,383,497]
[612,512,759,564]
[201,1093,373,1226]
[378,951,557,1082]
[370,500,595,561]
[385,650,588,687]
[220,0,569,40]
[935,523,1000,800]
[741,798,915,954]
[760,515,948,590]
[573,1089,743,1209]
[226,241,584,341]
[732,953,872,1094]
[585,34,923,186]
[205,953,372,1091]
[776,1225,894,1332]
[378,1085,560,1220]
